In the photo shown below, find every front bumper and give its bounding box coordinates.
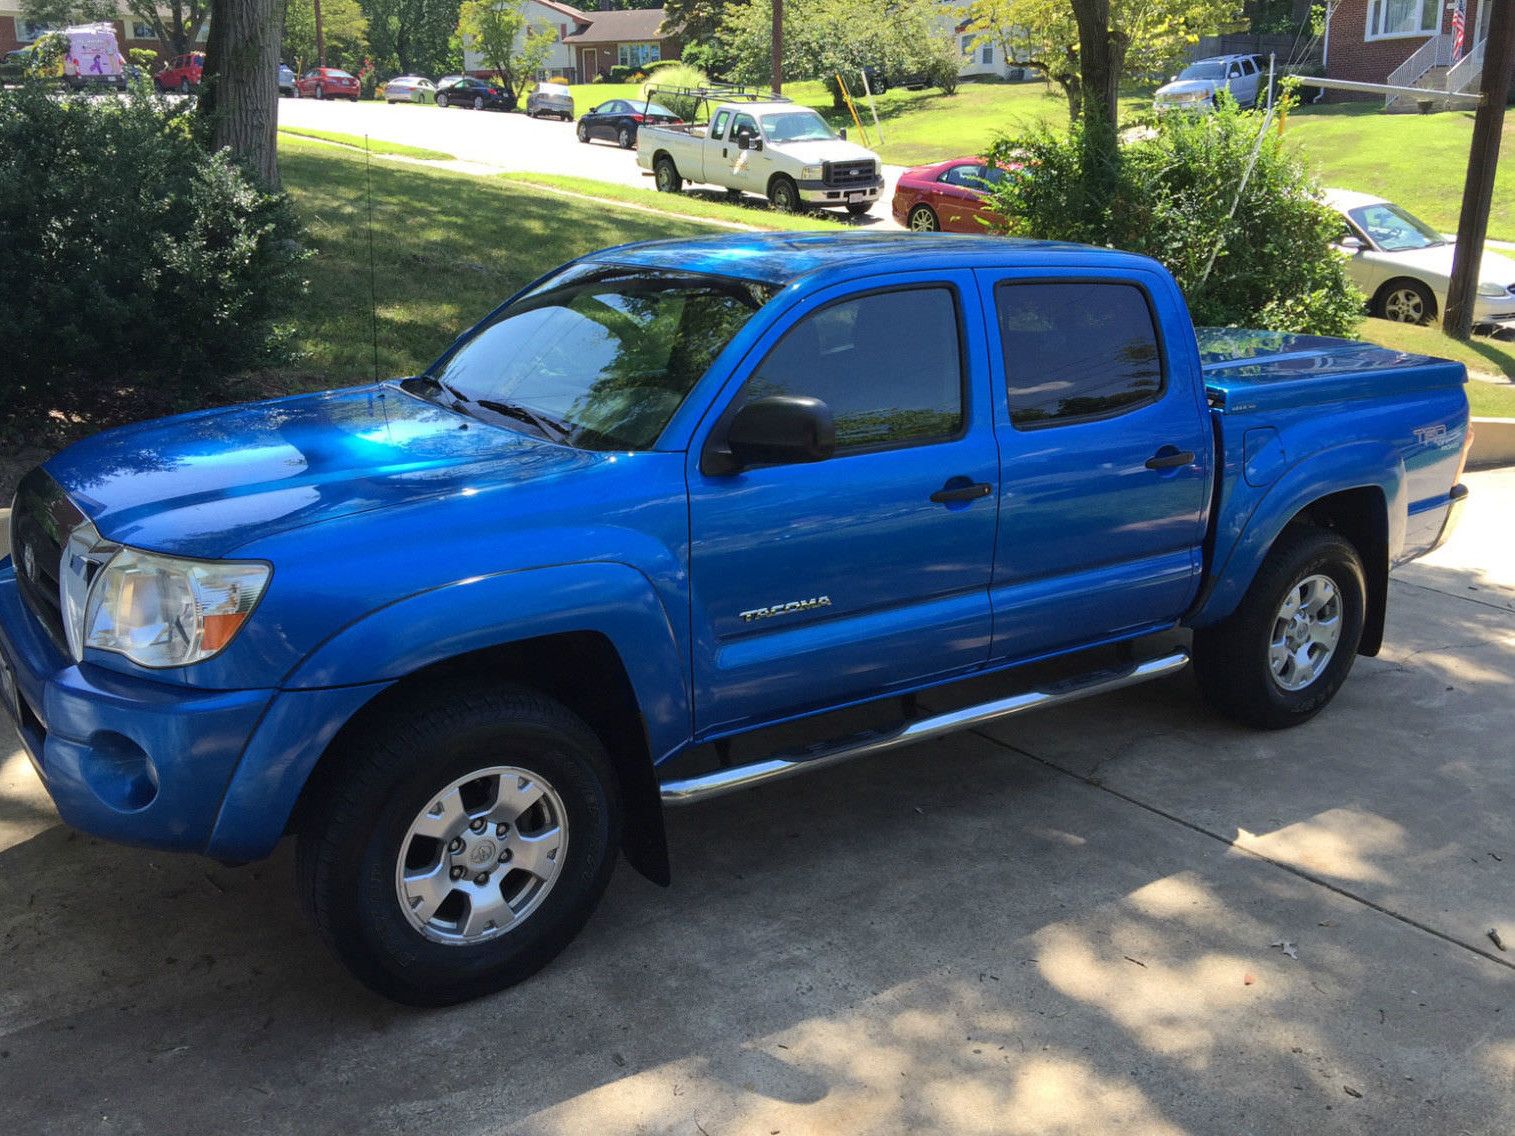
[0,565,387,860]
[797,176,884,207]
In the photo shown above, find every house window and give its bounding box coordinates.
[17,19,55,43]
[132,21,155,40]
[961,34,974,56]
[617,42,660,68]
[1365,0,1441,40]
[981,43,993,65]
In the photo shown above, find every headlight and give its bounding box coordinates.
[801,164,823,180]
[62,526,270,667]
[1476,281,1510,298]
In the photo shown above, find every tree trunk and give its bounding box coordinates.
[200,0,283,188]
[1071,0,1118,128]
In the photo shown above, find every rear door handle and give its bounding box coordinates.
[1145,449,1195,470]
[930,481,993,504]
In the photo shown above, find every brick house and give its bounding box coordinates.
[1323,0,1498,100]
[463,2,681,84]
[1,4,196,65]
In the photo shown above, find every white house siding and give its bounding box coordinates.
[934,0,1030,79]
[463,0,580,78]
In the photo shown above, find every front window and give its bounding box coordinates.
[422,268,776,450]
[1366,0,1440,39]
[617,42,660,68]
[1348,202,1445,251]
[1177,61,1227,81]
[759,109,835,143]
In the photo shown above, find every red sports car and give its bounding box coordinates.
[155,52,204,93]
[891,157,1011,234]
[293,67,361,101]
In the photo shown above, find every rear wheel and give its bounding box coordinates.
[654,155,682,194]
[1375,278,1436,324]
[316,83,326,100]
[179,77,190,94]
[297,683,622,1006]
[617,125,634,149]
[473,95,484,110]
[908,204,939,231]
[1194,526,1366,730]
[769,175,801,214]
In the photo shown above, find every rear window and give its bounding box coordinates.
[329,70,355,79]
[996,282,1164,428]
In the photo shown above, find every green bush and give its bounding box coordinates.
[984,98,1363,337]
[642,62,710,121]
[608,64,633,83]
[0,83,306,421]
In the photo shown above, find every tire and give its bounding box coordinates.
[654,155,682,194]
[297,682,622,1006]
[291,84,301,99]
[1374,278,1436,325]
[908,204,940,232]
[845,201,872,217]
[1194,525,1367,730]
[473,95,484,110]
[179,77,190,94]
[617,125,634,149]
[436,93,449,108]
[768,175,801,214]
[577,120,589,142]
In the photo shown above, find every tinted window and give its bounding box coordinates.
[710,109,731,138]
[941,164,996,189]
[743,288,963,451]
[996,282,1164,427]
[602,100,626,113]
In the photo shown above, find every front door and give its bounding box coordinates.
[978,271,1212,662]
[688,274,1000,735]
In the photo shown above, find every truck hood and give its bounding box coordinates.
[772,138,880,165]
[1154,79,1217,100]
[43,384,594,558]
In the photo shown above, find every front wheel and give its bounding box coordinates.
[296,683,622,1006]
[576,120,589,142]
[179,77,190,94]
[654,155,682,193]
[316,84,326,100]
[1375,278,1436,325]
[436,93,449,108]
[768,175,801,214]
[1194,526,1366,730]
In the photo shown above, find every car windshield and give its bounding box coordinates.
[760,110,834,142]
[422,267,776,450]
[540,83,568,94]
[1349,202,1444,251]
[1177,62,1226,81]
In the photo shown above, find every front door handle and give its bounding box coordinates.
[930,481,993,504]
[1145,449,1195,470]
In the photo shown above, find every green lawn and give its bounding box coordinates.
[277,137,717,384]
[277,126,455,162]
[1282,103,1515,241]
[498,172,846,231]
[1352,316,1515,417]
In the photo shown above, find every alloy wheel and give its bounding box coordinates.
[1269,573,1342,692]
[1383,286,1426,323]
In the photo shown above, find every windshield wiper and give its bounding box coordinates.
[472,398,573,443]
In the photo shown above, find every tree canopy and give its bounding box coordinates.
[284,0,370,70]
[457,0,557,103]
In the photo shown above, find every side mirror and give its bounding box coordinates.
[1338,235,1365,252]
[735,132,750,149]
[840,127,848,140]
[717,396,836,471]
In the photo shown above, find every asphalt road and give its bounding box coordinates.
[276,96,910,228]
[1,471,1512,1135]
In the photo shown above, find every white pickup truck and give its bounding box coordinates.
[636,92,884,216]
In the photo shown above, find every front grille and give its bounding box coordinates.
[10,467,82,652]
[823,159,877,188]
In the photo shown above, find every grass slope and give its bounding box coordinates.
[1354,317,1515,417]
[498,172,845,231]
[277,137,716,384]
[278,126,456,162]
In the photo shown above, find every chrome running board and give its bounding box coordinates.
[660,650,1190,806]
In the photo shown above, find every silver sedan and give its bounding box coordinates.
[385,75,436,104]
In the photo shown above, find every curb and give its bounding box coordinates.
[1470,416,1515,469]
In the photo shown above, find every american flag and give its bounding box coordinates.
[1451,0,1467,62]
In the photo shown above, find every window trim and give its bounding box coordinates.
[993,277,1171,432]
[1364,0,1441,42]
[700,282,972,473]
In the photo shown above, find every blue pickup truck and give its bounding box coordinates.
[1,234,1470,1004]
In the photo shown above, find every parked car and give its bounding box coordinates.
[277,63,295,97]
[1327,188,1515,326]
[58,23,127,90]
[1154,53,1264,111]
[294,67,360,101]
[526,79,574,119]
[435,75,512,110]
[578,98,681,148]
[1,45,41,83]
[384,74,435,104]
[638,94,883,215]
[892,156,1010,233]
[0,232,1472,1006]
[155,52,204,93]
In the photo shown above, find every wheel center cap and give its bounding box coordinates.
[468,839,498,865]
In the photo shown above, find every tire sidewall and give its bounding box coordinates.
[318,711,618,1004]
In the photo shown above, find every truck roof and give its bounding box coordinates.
[583,232,1161,287]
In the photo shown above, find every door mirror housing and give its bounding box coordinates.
[1338,235,1365,252]
[714,396,836,473]
[840,127,848,140]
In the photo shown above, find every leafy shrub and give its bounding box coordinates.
[609,64,633,83]
[358,58,378,100]
[0,83,306,421]
[984,98,1363,336]
[641,62,709,122]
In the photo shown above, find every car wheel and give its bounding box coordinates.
[845,201,872,217]
[768,175,801,214]
[473,95,484,110]
[618,125,635,149]
[316,83,326,100]
[654,155,682,193]
[179,77,190,94]
[296,681,622,1006]
[577,120,589,142]
[291,84,301,99]
[1375,278,1436,324]
[436,93,448,108]
[1194,525,1366,730]
[908,204,940,231]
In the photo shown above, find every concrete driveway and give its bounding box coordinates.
[277,97,909,228]
[1,471,1511,1135]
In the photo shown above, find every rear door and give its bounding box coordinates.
[687,273,1000,734]
[977,270,1212,662]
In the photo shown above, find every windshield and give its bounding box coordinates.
[1177,62,1226,81]
[1348,202,1444,252]
[760,110,835,143]
[424,267,775,450]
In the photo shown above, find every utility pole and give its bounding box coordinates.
[1444,0,1514,340]
[772,0,783,95]
[314,0,326,68]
